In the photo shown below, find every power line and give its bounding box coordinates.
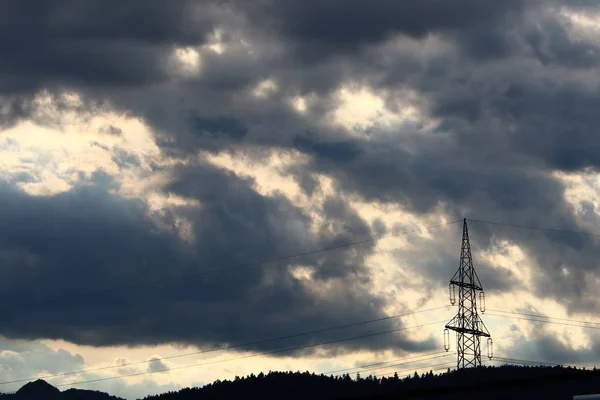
[486,313,600,330]
[50,320,448,389]
[333,354,455,377]
[366,361,456,379]
[466,219,600,238]
[492,357,554,366]
[0,305,449,386]
[322,351,448,376]
[489,357,576,367]
[489,309,600,327]
[0,220,462,312]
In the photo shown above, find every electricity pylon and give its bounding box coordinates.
[444,218,492,368]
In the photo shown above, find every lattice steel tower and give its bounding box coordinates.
[444,218,492,368]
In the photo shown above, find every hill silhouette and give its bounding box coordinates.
[0,379,123,400]
[15,379,60,400]
[2,366,600,399]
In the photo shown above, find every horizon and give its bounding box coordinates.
[7,365,600,399]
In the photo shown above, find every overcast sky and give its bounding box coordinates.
[1,0,600,398]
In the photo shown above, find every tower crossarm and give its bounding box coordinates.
[445,325,491,338]
[449,280,483,291]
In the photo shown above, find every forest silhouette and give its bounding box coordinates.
[2,365,600,400]
[141,365,600,399]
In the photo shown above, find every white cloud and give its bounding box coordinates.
[170,47,202,77]
[253,79,279,98]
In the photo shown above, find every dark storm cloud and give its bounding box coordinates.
[0,0,528,108]
[192,116,248,139]
[0,97,30,130]
[244,0,524,61]
[1,0,600,351]
[0,164,431,355]
[0,0,222,95]
[294,136,362,163]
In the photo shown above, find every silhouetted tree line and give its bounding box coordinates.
[142,365,600,400]
[3,366,600,400]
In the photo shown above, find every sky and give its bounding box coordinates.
[1,0,600,398]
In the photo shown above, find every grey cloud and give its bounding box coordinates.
[294,137,362,163]
[244,0,525,62]
[527,23,600,69]
[106,41,600,314]
[0,162,431,355]
[0,97,30,130]
[0,0,221,95]
[147,358,168,373]
[191,116,248,140]
[388,222,521,302]
[371,218,387,237]
[0,0,528,132]
[0,338,84,390]
[506,319,600,366]
[0,0,527,99]
[111,148,141,169]
[288,125,600,310]
[99,125,123,136]
[249,3,600,313]
[1,91,112,131]
[90,141,111,152]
